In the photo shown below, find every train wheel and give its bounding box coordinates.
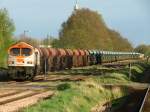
[27,74,34,81]
[26,70,35,81]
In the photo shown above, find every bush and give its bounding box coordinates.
[57,83,71,91]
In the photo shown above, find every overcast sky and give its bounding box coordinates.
[0,0,149,46]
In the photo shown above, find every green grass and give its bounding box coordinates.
[22,63,150,112]
[93,63,148,84]
[48,65,128,77]
[23,81,128,112]
[93,73,130,84]
[0,40,15,68]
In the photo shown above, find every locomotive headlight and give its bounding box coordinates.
[8,61,14,64]
[27,61,33,64]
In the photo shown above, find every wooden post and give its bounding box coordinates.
[147,56,150,64]
[129,63,132,80]
[44,58,47,80]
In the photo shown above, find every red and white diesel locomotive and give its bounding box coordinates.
[7,41,143,80]
[8,42,40,79]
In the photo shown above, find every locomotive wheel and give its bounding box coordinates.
[27,71,35,81]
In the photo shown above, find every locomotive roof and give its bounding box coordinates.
[8,41,34,51]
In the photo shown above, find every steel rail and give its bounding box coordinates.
[139,85,150,112]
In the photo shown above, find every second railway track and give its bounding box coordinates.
[139,86,150,112]
[115,86,150,112]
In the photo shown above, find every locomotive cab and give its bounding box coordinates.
[8,42,39,80]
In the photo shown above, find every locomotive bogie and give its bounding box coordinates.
[8,66,35,80]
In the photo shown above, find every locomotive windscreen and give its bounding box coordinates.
[10,48,20,56]
[22,48,32,56]
[10,48,32,56]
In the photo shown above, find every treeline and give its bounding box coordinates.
[0,8,149,67]
[14,34,54,47]
[17,8,133,51]
[53,8,133,51]
[134,44,150,56]
[0,8,15,67]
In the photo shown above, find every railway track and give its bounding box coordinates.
[0,88,54,112]
[139,86,150,112]
[34,75,88,82]
[114,86,150,112]
[102,59,142,67]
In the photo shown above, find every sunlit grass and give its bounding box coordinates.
[23,81,128,112]
[92,73,130,84]
[22,63,149,112]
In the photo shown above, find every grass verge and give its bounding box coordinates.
[23,63,150,112]
[23,81,128,112]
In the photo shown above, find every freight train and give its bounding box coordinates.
[7,42,143,80]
